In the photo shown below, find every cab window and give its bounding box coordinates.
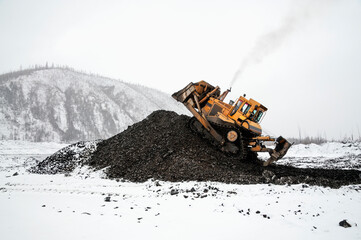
[250,109,257,119]
[230,100,243,116]
[255,111,263,122]
[241,103,250,114]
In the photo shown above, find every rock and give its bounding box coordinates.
[262,170,276,182]
[227,191,237,195]
[12,172,19,176]
[276,176,291,185]
[104,196,111,202]
[170,189,179,195]
[339,219,352,228]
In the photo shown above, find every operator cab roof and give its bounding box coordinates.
[248,98,268,111]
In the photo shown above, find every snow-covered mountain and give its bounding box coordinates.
[0,68,187,142]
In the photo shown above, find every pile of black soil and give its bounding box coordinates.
[86,110,361,188]
[30,141,100,174]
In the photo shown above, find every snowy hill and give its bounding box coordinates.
[0,68,187,142]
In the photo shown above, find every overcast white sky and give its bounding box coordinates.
[1,0,361,140]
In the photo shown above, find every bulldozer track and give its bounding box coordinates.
[208,118,259,161]
[188,117,248,160]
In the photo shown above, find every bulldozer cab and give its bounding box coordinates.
[228,97,267,123]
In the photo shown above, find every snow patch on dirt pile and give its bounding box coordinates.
[29,140,101,174]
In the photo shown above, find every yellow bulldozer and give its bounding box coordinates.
[172,81,291,166]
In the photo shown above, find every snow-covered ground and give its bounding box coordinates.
[0,140,68,155]
[260,141,361,170]
[1,141,360,240]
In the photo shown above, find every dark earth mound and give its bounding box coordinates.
[31,110,361,188]
[29,141,99,174]
[86,110,361,188]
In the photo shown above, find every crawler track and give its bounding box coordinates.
[188,117,248,160]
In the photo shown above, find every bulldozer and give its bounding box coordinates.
[172,81,291,166]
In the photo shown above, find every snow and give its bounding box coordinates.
[1,141,360,240]
[258,141,361,170]
[0,140,68,155]
[286,142,361,158]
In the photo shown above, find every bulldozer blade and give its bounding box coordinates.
[263,156,277,167]
[172,83,195,103]
[263,137,292,166]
